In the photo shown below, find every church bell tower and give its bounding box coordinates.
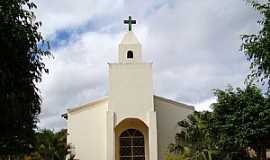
[108,16,154,121]
[118,31,142,63]
[107,16,158,160]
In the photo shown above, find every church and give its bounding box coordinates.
[64,17,194,160]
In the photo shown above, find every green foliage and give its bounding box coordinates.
[169,85,270,160]
[168,111,217,160]
[165,148,191,160]
[29,129,75,160]
[241,0,270,88]
[34,129,67,160]
[211,85,270,159]
[0,0,50,157]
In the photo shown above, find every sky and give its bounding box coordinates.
[34,0,261,130]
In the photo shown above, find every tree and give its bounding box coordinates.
[211,85,270,160]
[169,85,270,160]
[0,0,50,157]
[32,129,71,160]
[241,0,270,89]
[167,111,217,160]
[28,129,74,160]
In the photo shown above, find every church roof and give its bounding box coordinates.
[154,95,195,110]
[66,97,108,113]
[65,95,194,115]
[120,31,140,44]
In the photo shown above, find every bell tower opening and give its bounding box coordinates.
[127,50,133,59]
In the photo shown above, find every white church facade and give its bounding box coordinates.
[65,17,194,160]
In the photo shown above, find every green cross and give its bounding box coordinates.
[124,16,136,31]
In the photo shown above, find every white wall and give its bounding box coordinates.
[108,63,154,125]
[67,101,108,160]
[154,96,194,160]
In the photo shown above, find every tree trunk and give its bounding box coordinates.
[257,145,266,160]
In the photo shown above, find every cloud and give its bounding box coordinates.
[37,0,261,129]
[194,97,217,111]
[144,0,259,103]
[38,31,120,129]
[34,0,125,36]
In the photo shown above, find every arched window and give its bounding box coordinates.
[127,50,133,59]
[120,129,145,160]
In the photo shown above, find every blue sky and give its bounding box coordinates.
[34,0,261,130]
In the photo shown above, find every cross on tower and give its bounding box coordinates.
[124,16,136,31]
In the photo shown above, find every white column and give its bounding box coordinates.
[148,111,158,160]
[107,111,115,160]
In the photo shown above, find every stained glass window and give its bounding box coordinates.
[120,129,145,160]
